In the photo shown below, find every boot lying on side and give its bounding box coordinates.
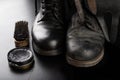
[66,0,105,67]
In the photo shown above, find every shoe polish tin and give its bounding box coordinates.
[7,48,34,70]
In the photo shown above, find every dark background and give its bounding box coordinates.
[0,0,119,80]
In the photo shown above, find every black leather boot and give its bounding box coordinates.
[32,0,66,56]
[66,0,105,67]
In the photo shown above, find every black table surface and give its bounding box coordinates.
[0,0,119,80]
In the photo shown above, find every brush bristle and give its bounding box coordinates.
[14,21,29,41]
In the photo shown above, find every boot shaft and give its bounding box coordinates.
[85,0,120,45]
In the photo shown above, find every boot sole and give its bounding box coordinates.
[32,42,63,56]
[66,49,104,67]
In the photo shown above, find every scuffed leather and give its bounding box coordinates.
[67,9,104,61]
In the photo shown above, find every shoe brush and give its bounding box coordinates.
[14,21,29,47]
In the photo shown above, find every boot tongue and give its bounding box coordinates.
[40,0,64,25]
[40,0,55,21]
[44,0,52,3]
[74,0,102,34]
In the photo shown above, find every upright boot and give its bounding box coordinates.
[32,0,66,56]
[66,0,105,67]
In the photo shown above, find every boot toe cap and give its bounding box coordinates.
[32,23,65,51]
[67,39,103,61]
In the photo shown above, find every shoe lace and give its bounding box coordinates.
[38,0,64,25]
[85,13,102,33]
[74,0,102,33]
